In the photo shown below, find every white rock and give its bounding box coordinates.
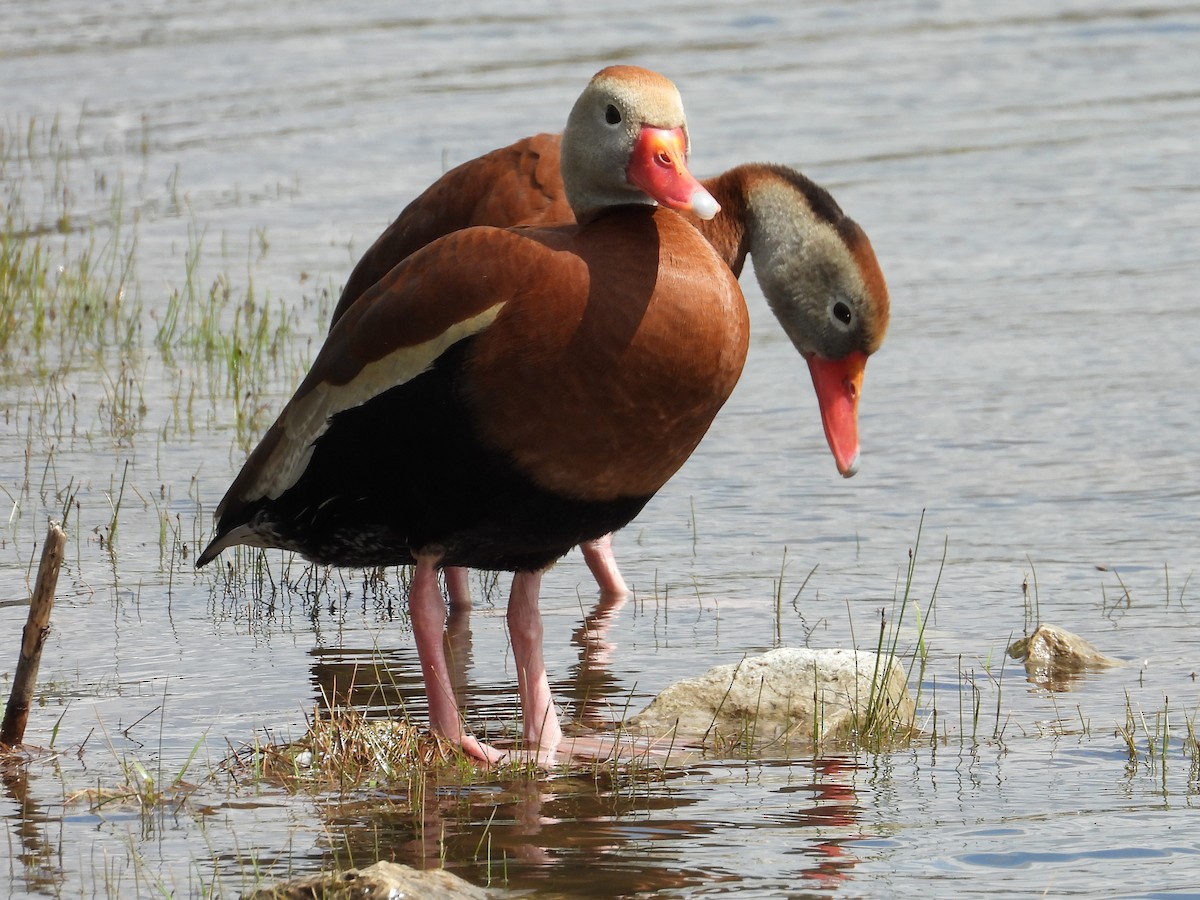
[627,647,914,751]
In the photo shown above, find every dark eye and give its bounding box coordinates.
[833,301,853,325]
[605,104,622,125]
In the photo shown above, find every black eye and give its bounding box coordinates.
[833,301,853,325]
[605,104,622,125]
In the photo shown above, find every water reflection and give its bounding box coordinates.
[1,759,64,894]
[563,590,629,732]
[774,758,866,890]
[309,756,870,897]
[320,770,719,895]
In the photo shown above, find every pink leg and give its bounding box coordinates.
[443,565,472,613]
[409,554,504,764]
[508,570,564,762]
[581,533,628,596]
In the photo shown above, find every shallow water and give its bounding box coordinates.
[3,1,1200,896]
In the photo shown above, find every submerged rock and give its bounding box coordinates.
[245,860,490,899]
[627,647,915,751]
[1008,623,1122,685]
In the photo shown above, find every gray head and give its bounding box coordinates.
[560,66,719,224]
[743,166,890,476]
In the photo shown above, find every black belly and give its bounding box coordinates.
[234,339,653,571]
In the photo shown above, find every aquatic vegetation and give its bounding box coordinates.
[1117,692,1200,790]
[0,117,321,575]
[842,513,941,751]
[235,704,448,793]
[0,116,142,360]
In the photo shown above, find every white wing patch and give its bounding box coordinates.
[250,302,506,502]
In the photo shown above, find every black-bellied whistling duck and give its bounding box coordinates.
[196,66,741,765]
[328,133,890,601]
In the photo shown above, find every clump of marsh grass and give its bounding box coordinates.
[151,221,313,453]
[843,511,941,751]
[2,115,309,444]
[235,700,676,799]
[237,705,452,793]
[856,513,1021,751]
[1117,692,1200,791]
[97,356,148,444]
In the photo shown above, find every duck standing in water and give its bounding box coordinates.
[197,66,744,765]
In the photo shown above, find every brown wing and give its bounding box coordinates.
[330,133,571,327]
[199,210,748,567]
[198,225,563,564]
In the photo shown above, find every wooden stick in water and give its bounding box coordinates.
[1,522,67,749]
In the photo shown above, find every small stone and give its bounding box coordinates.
[1008,623,1122,685]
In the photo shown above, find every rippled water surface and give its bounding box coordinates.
[2,1,1199,896]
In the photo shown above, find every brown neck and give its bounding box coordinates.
[681,168,753,277]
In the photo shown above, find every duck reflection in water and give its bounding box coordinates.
[774,756,869,889]
[292,717,868,893]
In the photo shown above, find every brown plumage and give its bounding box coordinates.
[327,133,890,597]
[197,66,742,765]
[199,210,744,571]
[335,136,573,314]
